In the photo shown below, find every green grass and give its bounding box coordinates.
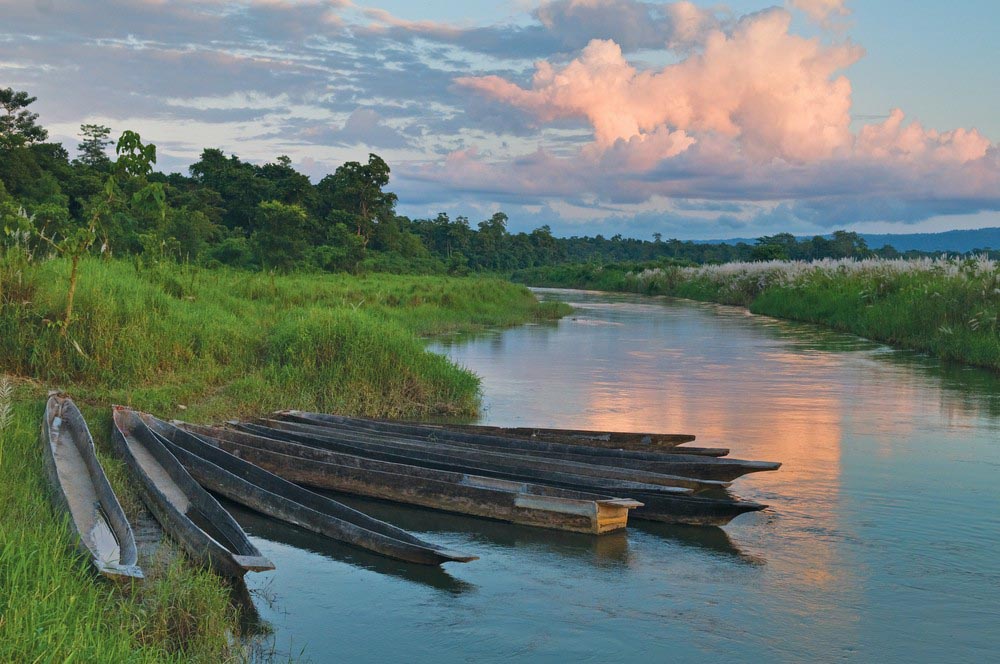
[515,258,1000,371]
[0,255,569,661]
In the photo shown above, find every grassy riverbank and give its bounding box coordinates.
[515,257,1000,371]
[0,256,568,661]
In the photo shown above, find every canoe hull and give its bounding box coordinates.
[40,396,143,581]
[189,427,637,535]
[145,416,475,565]
[110,408,273,579]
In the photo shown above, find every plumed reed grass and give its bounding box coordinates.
[519,256,1000,370]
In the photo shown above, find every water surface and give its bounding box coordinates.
[245,288,1000,662]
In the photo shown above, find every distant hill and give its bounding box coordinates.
[698,227,1000,253]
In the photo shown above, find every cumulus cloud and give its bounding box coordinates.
[458,10,863,162]
[1,0,996,234]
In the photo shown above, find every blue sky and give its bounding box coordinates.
[1,0,997,239]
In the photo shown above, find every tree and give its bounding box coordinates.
[251,201,309,271]
[0,88,48,150]
[327,153,398,246]
[77,124,112,169]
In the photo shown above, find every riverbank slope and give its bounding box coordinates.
[0,256,568,661]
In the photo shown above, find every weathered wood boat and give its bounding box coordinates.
[40,396,143,580]
[259,419,781,483]
[266,415,781,486]
[189,424,765,527]
[278,410,730,457]
[142,415,476,565]
[178,424,642,535]
[110,407,273,578]
[239,419,732,490]
[190,422,696,496]
[277,410,700,452]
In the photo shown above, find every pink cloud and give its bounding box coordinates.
[458,10,864,162]
[457,8,994,172]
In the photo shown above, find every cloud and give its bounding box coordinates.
[1,0,997,236]
[299,108,411,148]
[357,1,727,57]
[458,10,863,162]
[788,0,850,25]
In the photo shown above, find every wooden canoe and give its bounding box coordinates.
[190,425,765,527]
[239,420,728,491]
[179,425,642,535]
[278,411,697,450]
[257,416,781,481]
[40,396,143,580]
[142,415,476,566]
[110,407,273,578]
[278,410,729,457]
[245,418,773,485]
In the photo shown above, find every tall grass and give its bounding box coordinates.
[517,256,1000,370]
[0,255,567,661]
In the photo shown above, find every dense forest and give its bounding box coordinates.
[2,88,990,277]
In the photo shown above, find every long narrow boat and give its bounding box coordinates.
[190,423,695,497]
[247,418,779,484]
[40,396,143,580]
[177,425,642,534]
[142,415,476,566]
[190,425,765,527]
[110,407,273,578]
[238,420,728,490]
[267,417,771,477]
[278,411,698,450]
[279,410,729,457]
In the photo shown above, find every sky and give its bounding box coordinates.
[2,0,998,240]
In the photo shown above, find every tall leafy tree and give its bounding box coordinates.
[0,88,48,150]
[326,153,398,246]
[77,124,113,169]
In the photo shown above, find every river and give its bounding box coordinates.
[243,288,1000,662]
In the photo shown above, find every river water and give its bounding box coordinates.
[244,288,1000,662]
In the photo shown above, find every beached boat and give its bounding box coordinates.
[110,407,273,578]
[142,415,476,565]
[245,418,775,485]
[188,424,765,527]
[40,396,143,580]
[178,424,642,535]
[277,410,700,451]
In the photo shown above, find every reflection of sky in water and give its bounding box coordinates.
[247,288,1000,662]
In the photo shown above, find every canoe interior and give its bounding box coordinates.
[111,407,273,575]
[42,396,143,580]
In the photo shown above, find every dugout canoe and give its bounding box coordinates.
[40,396,143,580]
[278,410,729,457]
[180,425,642,535]
[278,411,697,450]
[190,422,697,496]
[266,417,771,479]
[238,420,727,490]
[143,415,475,565]
[190,425,764,527]
[110,407,273,578]
[248,418,776,485]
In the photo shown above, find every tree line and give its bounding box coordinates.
[2,88,975,277]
